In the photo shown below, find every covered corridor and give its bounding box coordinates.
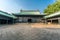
[44,12,60,24]
[0,11,17,24]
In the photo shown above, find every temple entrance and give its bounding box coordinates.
[28,19,32,23]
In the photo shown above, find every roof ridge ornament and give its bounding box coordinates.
[20,9,40,12]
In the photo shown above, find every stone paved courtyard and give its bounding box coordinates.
[0,23,60,40]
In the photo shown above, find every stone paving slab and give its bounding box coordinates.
[0,23,60,40]
[31,23,60,28]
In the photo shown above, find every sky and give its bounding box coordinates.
[0,0,56,13]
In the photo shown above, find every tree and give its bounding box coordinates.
[44,1,60,15]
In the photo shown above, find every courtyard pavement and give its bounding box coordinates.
[31,23,60,28]
[0,23,60,40]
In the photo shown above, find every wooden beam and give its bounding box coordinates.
[48,18,59,20]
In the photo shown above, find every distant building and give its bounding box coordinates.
[13,10,45,23]
[1,10,60,24]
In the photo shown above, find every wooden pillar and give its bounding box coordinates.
[0,20,1,24]
[58,18,60,24]
[45,20,46,24]
[7,20,8,24]
[51,19,52,24]
[22,17,23,22]
[45,19,47,24]
[13,19,14,24]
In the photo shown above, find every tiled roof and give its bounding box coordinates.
[20,12,40,15]
[14,10,42,15]
[0,11,17,19]
[44,11,60,18]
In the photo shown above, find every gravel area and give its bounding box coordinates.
[0,23,60,40]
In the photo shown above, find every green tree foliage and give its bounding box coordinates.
[44,1,60,15]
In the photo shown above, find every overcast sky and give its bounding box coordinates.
[0,0,56,13]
